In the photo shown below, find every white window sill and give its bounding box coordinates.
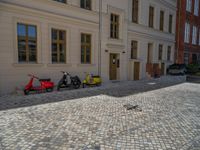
[47,63,72,67]
[12,63,44,67]
[77,64,96,67]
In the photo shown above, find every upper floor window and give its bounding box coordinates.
[53,0,67,4]
[168,14,173,33]
[17,23,37,63]
[149,6,154,28]
[81,33,91,64]
[80,0,92,10]
[184,22,190,43]
[131,40,138,59]
[186,0,192,12]
[194,0,199,16]
[132,0,139,23]
[110,13,119,39]
[51,29,66,63]
[192,26,198,45]
[159,11,164,31]
[158,44,163,61]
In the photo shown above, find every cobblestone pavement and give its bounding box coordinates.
[0,76,200,150]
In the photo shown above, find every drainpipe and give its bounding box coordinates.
[176,0,181,64]
[98,0,102,76]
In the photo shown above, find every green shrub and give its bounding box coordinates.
[195,72,200,76]
[187,64,200,74]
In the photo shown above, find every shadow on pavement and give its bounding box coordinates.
[0,76,186,111]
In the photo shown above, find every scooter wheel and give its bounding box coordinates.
[46,88,53,92]
[24,90,29,95]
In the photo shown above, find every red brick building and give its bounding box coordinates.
[176,0,200,64]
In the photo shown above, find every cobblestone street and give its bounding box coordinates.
[0,76,200,150]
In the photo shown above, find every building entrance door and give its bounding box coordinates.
[134,62,140,80]
[110,53,117,80]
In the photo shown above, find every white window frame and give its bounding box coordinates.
[186,0,192,12]
[192,26,198,45]
[184,22,190,43]
[194,0,199,16]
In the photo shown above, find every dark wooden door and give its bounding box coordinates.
[110,54,117,80]
[134,62,140,80]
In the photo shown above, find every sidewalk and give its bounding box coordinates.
[0,76,186,111]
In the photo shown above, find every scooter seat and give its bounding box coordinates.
[92,75,100,78]
[39,78,51,81]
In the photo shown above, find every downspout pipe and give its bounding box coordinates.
[176,0,181,64]
[98,0,102,76]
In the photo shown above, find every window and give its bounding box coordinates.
[158,44,163,60]
[149,6,154,28]
[110,13,119,39]
[17,23,37,62]
[51,29,66,63]
[186,0,192,12]
[184,22,190,43]
[184,53,189,64]
[192,54,198,64]
[147,43,153,63]
[168,14,173,33]
[192,26,197,45]
[80,0,91,10]
[81,33,91,64]
[194,0,199,16]
[132,0,139,23]
[160,11,164,31]
[131,40,138,59]
[53,0,67,3]
[167,46,171,61]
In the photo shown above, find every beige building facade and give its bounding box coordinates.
[0,0,176,95]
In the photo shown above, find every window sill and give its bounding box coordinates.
[108,38,123,42]
[12,63,44,67]
[77,64,96,67]
[47,63,72,67]
[129,59,141,62]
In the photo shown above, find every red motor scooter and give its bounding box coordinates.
[24,74,54,95]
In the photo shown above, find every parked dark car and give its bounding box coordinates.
[167,64,187,75]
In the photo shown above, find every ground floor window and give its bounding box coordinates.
[131,40,138,59]
[17,23,37,62]
[167,46,171,61]
[81,33,91,64]
[184,52,189,64]
[51,28,66,63]
[158,44,163,61]
[192,53,198,64]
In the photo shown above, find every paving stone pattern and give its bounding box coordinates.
[0,76,200,150]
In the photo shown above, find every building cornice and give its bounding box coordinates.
[128,29,175,43]
[0,1,99,26]
[154,0,177,9]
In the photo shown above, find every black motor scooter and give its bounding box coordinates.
[57,71,81,91]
